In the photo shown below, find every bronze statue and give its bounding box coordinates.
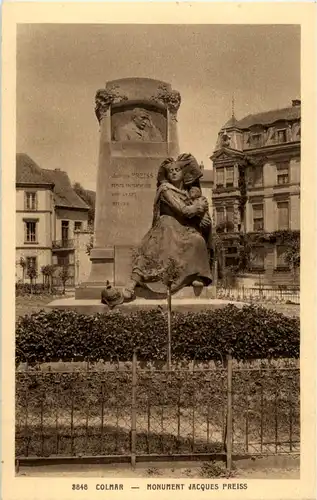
[123,153,212,300]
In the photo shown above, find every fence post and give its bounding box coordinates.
[226,353,233,472]
[167,285,172,370]
[131,350,137,468]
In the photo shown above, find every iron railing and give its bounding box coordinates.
[52,239,74,250]
[15,356,299,468]
[217,286,300,305]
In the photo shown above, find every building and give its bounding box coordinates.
[16,154,90,285]
[210,99,301,286]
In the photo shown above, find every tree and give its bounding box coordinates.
[26,266,38,294]
[73,182,95,227]
[282,232,300,283]
[59,266,71,294]
[19,257,27,284]
[132,251,183,369]
[85,235,94,256]
[41,264,55,293]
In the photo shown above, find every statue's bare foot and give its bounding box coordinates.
[122,288,135,301]
[122,279,137,301]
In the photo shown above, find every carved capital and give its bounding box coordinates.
[95,85,128,122]
[151,85,181,117]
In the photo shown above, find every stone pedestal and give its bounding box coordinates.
[46,297,244,315]
[76,77,181,299]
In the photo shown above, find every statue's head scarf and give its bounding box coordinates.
[156,153,202,187]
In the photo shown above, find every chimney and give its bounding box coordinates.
[54,168,61,171]
[292,99,301,107]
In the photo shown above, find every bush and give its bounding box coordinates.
[15,305,300,365]
[15,283,59,296]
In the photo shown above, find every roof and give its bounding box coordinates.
[221,116,239,130]
[233,105,301,130]
[16,154,54,186]
[42,169,90,210]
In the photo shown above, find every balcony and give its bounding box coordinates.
[52,239,74,250]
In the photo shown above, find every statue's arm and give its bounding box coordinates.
[161,188,205,218]
[200,211,212,229]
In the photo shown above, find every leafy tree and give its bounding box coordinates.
[41,264,55,293]
[73,182,96,226]
[132,251,183,369]
[59,265,71,294]
[19,257,27,284]
[86,235,94,256]
[26,266,38,294]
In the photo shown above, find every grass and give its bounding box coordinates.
[15,294,72,318]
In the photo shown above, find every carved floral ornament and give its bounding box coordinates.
[95,85,128,122]
[151,84,181,118]
[95,83,181,123]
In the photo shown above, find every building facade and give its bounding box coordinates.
[16,154,90,285]
[210,100,301,286]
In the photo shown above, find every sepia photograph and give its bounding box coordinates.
[1,5,315,495]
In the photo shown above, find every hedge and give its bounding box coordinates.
[16,283,59,296]
[15,304,299,365]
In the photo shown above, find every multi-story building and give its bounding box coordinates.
[210,99,301,286]
[16,153,89,285]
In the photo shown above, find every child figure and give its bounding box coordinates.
[187,185,211,238]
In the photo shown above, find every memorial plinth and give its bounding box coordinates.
[76,77,181,299]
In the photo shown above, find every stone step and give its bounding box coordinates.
[75,283,217,300]
[45,297,245,315]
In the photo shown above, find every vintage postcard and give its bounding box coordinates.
[1,2,316,500]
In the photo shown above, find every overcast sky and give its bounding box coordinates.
[17,24,300,191]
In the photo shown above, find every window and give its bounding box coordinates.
[74,221,83,231]
[277,201,289,230]
[226,206,234,232]
[248,166,263,187]
[216,207,225,225]
[253,204,264,231]
[25,192,37,210]
[26,256,37,271]
[251,246,265,269]
[276,245,288,269]
[250,134,262,148]
[216,168,224,187]
[61,221,69,242]
[24,220,37,243]
[276,162,289,185]
[277,129,287,144]
[226,166,234,187]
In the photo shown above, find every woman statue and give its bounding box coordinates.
[123,153,213,300]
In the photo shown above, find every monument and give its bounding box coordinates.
[76,77,182,299]
[48,77,243,312]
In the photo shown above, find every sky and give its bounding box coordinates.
[17,24,300,191]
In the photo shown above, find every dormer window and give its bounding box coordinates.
[250,133,262,148]
[277,129,287,143]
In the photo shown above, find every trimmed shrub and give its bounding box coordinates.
[15,305,300,365]
[15,283,59,296]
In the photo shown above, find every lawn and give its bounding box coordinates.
[15,294,72,318]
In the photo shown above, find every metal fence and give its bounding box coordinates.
[16,356,299,468]
[217,286,300,305]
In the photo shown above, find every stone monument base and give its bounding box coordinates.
[75,283,217,300]
[45,296,245,315]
